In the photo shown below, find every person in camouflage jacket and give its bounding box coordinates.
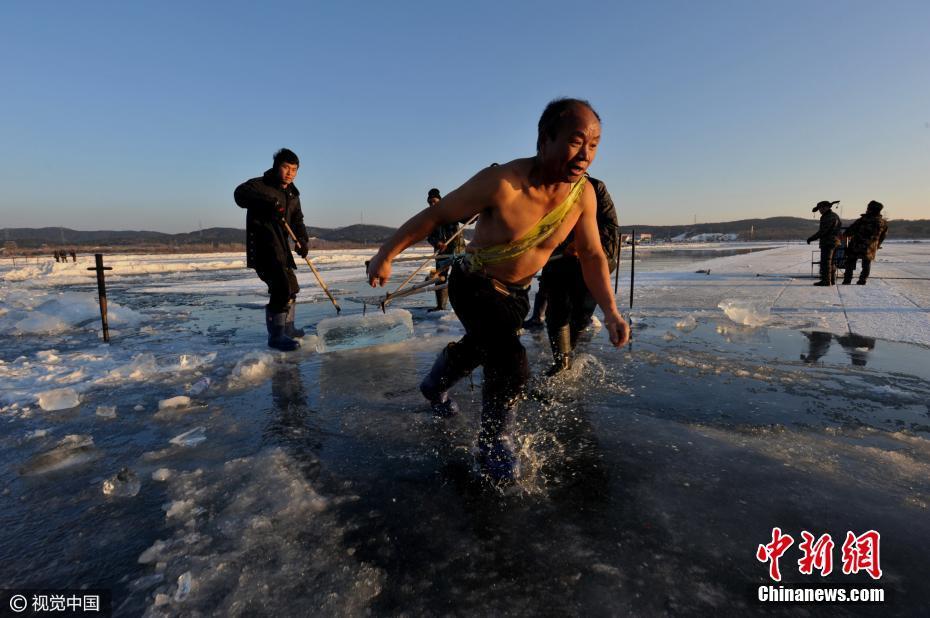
[842,200,888,285]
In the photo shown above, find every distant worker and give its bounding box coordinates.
[842,200,888,286]
[539,176,619,374]
[70,249,77,262]
[234,148,310,351]
[53,250,60,263]
[807,200,842,286]
[424,188,465,311]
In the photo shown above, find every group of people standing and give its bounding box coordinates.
[235,98,627,483]
[53,249,77,263]
[233,97,892,485]
[808,199,889,286]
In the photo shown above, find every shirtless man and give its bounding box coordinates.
[367,98,630,482]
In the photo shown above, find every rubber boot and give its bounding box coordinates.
[266,307,299,351]
[284,300,305,338]
[476,353,528,485]
[522,288,548,330]
[842,271,853,285]
[419,342,475,417]
[856,279,867,285]
[427,286,449,312]
[545,324,573,376]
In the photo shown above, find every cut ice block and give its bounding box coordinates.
[315,309,414,353]
[718,299,770,327]
[36,387,80,411]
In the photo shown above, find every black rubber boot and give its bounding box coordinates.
[522,286,548,330]
[476,351,528,484]
[545,324,573,376]
[419,342,475,417]
[427,286,449,312]
[266,307,299,351]
[284,300,305,338]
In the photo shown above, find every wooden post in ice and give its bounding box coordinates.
[87,253,113,342]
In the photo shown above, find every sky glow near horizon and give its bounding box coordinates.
[0,1,927,233]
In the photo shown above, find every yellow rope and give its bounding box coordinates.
[467,176,587,272]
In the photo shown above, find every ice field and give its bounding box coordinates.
[1,242,929,616]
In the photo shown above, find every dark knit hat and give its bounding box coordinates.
[427,188,441,200]
[812,200,840,212]
[866,200,884,213]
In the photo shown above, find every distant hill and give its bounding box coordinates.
[620,217,930,241]
[2,217,928,252]
[0,225,397,250]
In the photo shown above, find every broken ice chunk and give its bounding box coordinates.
[174,571,192,601]
[158,396,191,410]
[102,467,141,497]
[20,435,99,475]
[169,426,206,447]
[96,405,117,419]
[151,468,172,482]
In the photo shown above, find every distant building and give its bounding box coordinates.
[621,232,653,244]
[688,232,740,242]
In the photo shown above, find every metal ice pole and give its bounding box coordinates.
[629,229,636,310]
[87,253,113,342]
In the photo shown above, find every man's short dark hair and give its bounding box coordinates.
[537,98,601,151]
[273,148,300,168]
[427,188,441,200]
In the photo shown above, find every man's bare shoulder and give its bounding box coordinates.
[457,158,533,203]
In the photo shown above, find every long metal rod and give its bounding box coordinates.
[280,219,341,314]
[381,213,478,310]
[629,228,636,310]
[613,228,621,296]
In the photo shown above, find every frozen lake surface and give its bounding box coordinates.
[1,243,928,616]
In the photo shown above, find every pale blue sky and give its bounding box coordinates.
[0,1,927,232]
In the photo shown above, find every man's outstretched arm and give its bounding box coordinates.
[574,184,630,346]
[367,167,498,287]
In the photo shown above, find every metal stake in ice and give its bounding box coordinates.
[87,253,113,342]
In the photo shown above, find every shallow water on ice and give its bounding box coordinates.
[1,251,929,616]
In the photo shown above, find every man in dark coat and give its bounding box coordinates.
[842,200,888,285]
[234,148,310,351]
[424,188,465,311]
[539,176,619,374]
[807,200,842,286]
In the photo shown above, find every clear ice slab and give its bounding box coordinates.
[315,309,414,353]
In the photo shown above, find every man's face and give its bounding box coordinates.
[276,162,299,187]
[539,105,601,182]
[428,197,440,207]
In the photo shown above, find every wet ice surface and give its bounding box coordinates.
[1,245,929,616]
